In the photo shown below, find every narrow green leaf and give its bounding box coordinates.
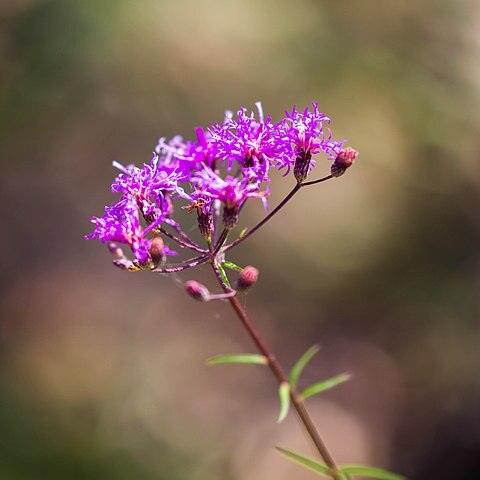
[277,382,291,423]
[289,344,321,388]
[216,263,231,288]
[223,261,243,272]
[340,465,404,480]
[301,373,351,400]
[276,447,330,476]
[239,228,248,238]
[207,354,268,366]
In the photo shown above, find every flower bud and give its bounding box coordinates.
[236,266,259,291]
[149,237,165,266]
[185,280,210,302]
[108,242,124,259]
[223,205,239,229]
[331,148,358,177]
[294,150,312,183]
[198,211,214,239]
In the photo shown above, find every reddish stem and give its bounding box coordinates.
[152,255,209,273]
[159,226,208,253]
[210,263,342,479]
[223,174,333,253]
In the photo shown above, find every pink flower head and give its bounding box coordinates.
[87,101,356,258]
[111,153,187,223]
[86,197,153,263]
[282,102,344,159]
[191,167,269,227]
[209,103,291,182]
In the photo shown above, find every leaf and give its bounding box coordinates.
[239,228,248,238]
[301,373,351,400]
[277,382,291,423]
[207,354,268,366]
[223,261,243,272]
[216,262,231,288]
[340,465,404,480]
[289,344,321,388]
[276,447,330,476]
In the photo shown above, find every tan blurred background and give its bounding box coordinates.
[1,1,480,479]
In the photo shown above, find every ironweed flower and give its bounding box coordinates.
[208,102,291,181]
[191,167,269,228]
[83,103,397,480]
[281,103,345,182]
[111,153,186,223]
[86,197,152,263]
[86,101,357,267]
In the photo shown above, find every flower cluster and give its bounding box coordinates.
[83,102,405,480]
[86,102,355,266]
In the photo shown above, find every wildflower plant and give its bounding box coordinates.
[87,102,403,480]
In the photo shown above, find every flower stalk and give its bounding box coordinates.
[223,173,334,253]
[83,101,398,480]
[213,271,343,480]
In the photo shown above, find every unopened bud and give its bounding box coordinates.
[108,242,124,259]
[294,150,312,183]
[331,148,358,177]
[236,266,259,291]
[223,205,239,229]
[198,211,214,239]
[185,280,210,302]
[149,237,165,266]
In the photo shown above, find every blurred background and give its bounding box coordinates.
[1,0,479,478]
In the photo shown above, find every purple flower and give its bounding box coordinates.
[192,168,269,208]
[282,102,344,158]
[191,167,269,227]
[86,197,153,263]
[155,134,215,176]
[86,153,188,262]
[279,102,345,182]
[111,152,187,223]
[184,128,220,171]
[208,102,291,182]
[87,101,356,267]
